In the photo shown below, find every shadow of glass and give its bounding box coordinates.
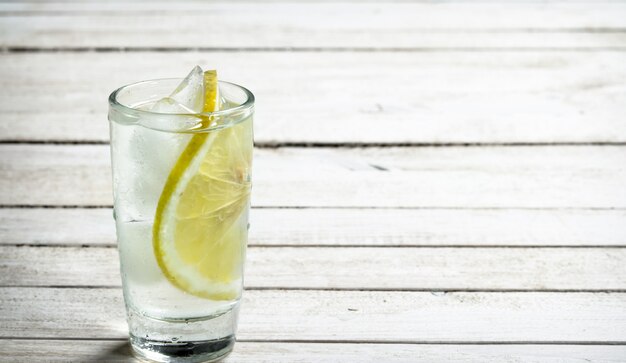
[92,341,137,362]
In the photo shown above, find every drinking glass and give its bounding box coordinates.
[108,78,254,362]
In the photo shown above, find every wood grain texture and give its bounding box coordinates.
[2,245,626,290]
[3,208,626,247]
[2,52,626,144]
[1,145,625,208]
[2,340,626,363]
[2,288,626,342]
[1,3,625,48]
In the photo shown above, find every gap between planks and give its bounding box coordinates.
[3,140,626,147]
[1,337,626,345]
[5,204,613,213]
[16,287,626,296]
[4,46,626,53]
[7,245,626,249]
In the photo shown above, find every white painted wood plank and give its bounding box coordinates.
[1,145,625,208]
[2,340,626,363]
[0,209,116,246]
[1,3,625,48]
[2,246,626,290]
[2,52,626,144]
[2,288,625,342]
[3,208,625,247]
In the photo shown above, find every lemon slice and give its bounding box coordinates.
[153,70,252,300]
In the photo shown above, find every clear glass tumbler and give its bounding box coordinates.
[108,78,254,362]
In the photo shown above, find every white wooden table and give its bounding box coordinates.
[1,1,626,362]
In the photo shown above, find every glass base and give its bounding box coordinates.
[130,335,234,363]
[127,305,239,363]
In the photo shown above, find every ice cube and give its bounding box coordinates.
[141,66,205,131]
[168,65,204,113]
[143,97,199,131]
[150,97,195,114]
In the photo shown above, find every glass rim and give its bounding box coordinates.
[108,77,255,119]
